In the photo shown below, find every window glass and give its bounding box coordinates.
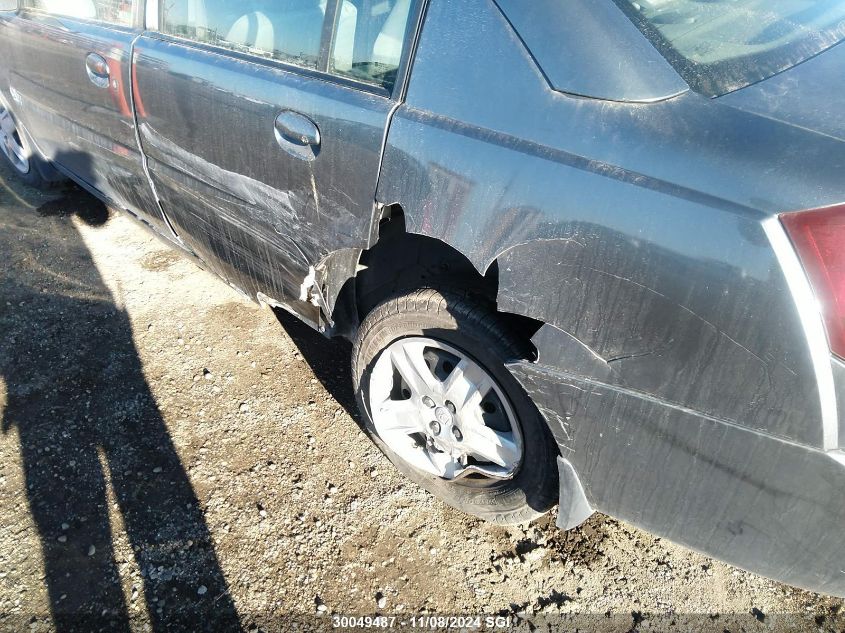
[23,0,135,25]
[161,0,328,69]
[613,0,845,96]
[330,0,412,90]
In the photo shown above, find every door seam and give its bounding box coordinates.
[128,32,181,241]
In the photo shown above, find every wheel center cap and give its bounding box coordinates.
[434,406,453,426]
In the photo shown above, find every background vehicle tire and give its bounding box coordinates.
[0,104,58,189]
[353,288,558,525]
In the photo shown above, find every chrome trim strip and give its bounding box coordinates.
[763,216,838,449]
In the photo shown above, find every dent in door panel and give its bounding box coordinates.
[133,38,391,321]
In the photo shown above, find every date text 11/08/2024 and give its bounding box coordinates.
[332,615,515,629]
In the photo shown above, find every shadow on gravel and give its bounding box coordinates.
[0,163,241,632]
[35,186,110,225]
[272,309,360,424]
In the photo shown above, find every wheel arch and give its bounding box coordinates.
[322,205,547,356]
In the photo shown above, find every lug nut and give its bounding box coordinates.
[452,427,463,442]
[422,396,436,408]
[429,421,442,436]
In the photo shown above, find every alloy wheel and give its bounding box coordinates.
[0,106,31,175]
[368,337,523,481]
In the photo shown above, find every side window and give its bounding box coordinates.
[330,0,412,90]
[22,0,135,25]
[161,0,327,69]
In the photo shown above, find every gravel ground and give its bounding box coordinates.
[0,162,843,633]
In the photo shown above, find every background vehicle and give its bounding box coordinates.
[1,0,844,598]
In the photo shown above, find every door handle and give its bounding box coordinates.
[85,53,110,89]
[274,110,321,160]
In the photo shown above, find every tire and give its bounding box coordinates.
[0,103,57,189]
[353,288,558,525]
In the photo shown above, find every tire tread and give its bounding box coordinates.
[352,287,557,525]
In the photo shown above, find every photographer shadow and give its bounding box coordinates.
[0,162,241,632]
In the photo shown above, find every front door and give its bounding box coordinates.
[132,0,416,324]
[7,0,169,233]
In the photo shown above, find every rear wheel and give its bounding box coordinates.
[353,288,558,524]
[0,104,54,189]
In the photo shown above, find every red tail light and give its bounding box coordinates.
[781,205,845,360]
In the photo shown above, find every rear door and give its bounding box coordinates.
[133,0,417,325]
[6,0,169,233]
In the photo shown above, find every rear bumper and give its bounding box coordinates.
[509,356,845,598]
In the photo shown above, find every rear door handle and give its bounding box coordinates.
[85,53,110,89]
[274,110,321,160]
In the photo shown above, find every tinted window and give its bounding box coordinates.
[23,0,135,25]
[161,0,327,69]
[613,0,845,96]
[330,0,412,90]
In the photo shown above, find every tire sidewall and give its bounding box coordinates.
[353,292,558,524]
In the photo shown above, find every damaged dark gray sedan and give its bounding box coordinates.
[2,0,845,597]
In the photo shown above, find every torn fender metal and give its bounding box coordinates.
[555,457,593,531]
[494,238,823,447]
[507,325,845,598]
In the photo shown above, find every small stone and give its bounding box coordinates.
[203,369,213,380]
[316,604,328,613]
[328,485,338,495]
[153,467,163,474]
[57,535,67,543]
[197,586,208,596]
[87,545,96,556]
[239,403,250,413]
[523,547,547,565]
[376,594,387,609]
[61,523,69,531]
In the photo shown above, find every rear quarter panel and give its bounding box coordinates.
[375,0,845,595]
[380,0,845,448]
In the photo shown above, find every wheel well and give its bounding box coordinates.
[338,206,542,358]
